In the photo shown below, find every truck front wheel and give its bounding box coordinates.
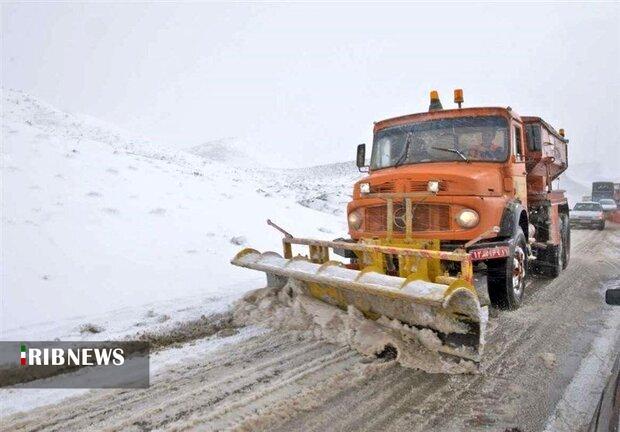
[487,229,528,310]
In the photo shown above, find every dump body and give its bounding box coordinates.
[522,116,568,186]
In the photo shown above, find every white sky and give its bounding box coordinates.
[2,2,619,167]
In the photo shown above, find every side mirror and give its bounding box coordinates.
[356,144,368,172]
[605,289,620,305]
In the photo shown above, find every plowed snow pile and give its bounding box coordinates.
[233,281,478,374]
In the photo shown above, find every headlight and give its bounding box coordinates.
[456,209,479,228]
[359,182,370,195]
[348,210,363,230]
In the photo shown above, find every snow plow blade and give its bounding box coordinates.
[231,237,487,363]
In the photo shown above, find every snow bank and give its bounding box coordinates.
[233,281,478,374]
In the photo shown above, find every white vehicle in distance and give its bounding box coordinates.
[570,202,605,230]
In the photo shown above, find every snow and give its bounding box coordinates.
[1,88,358,338]
[543,288,620,431]
[233,281,479,374]
[188,137,295,169]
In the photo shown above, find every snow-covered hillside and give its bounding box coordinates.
[1,89,359,340]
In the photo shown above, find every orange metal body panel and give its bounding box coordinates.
[348,162,509,241]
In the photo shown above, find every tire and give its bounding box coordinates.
[546,245,562,278]
[561,214,570,270]
[487,228,528,310]
[598,221,605,231]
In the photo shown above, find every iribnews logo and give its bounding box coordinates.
[2,341,149,388]
[19,343,125,366]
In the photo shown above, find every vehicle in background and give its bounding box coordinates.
[570,202,605,230]
[599,199,618,213]
[592,182,614,203]
[592,183,620,223]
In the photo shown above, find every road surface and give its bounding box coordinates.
[4,225,619,432]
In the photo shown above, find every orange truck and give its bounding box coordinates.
[348,90,570,307]
[232,90,570,363]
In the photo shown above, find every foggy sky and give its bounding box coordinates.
[2,2,619,168]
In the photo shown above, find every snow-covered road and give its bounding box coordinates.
[2,226,618,432]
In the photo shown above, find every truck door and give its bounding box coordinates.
[509,123,528,205]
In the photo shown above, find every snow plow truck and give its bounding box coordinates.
[232,90,570,365]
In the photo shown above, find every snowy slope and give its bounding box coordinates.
[557,174,590,206]
[1,89,358,340]
[188,141,358,218]
[189,137,296,168]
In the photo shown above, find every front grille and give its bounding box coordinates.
[365,205,387,232]
[369,182,395,194]
[365,203,451,232]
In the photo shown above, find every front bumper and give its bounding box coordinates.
[442,239,513,252]
[570,218,603,227]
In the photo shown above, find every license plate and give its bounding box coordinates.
[469,246,510,261]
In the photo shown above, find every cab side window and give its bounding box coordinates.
[513,125,524,161]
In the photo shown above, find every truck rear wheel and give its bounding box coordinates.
[561,214,570,269]
[542,223,565,278]
[487,228,528,310]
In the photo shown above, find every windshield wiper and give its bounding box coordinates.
[394,132,412,168]
[431,146,469,162]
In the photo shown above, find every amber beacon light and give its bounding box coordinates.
[428,90,443,111]
[454,89,464,108]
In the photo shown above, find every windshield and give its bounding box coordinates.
[371,116,509,169]
[600,199,616,205]
[574,203,602,211]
